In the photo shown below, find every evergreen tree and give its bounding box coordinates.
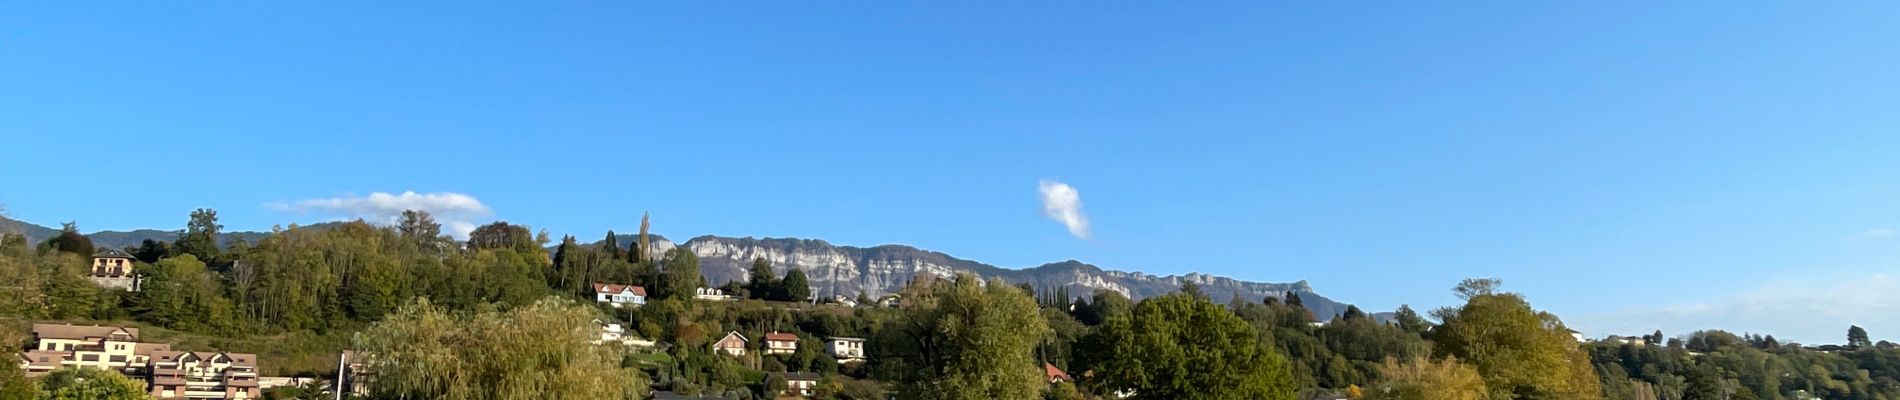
[177,208,222,262]
[1394,305,1430,335]
[660,247,700,300]
[781,268,811,302]
[1343,305,1366,320]
[748,257,778,300]
[1849,325,1872,349]
[40,222,93,257]
[602,230,621,259]
[635,212,651,263]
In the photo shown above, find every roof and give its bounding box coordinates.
[764,332,799,342]
[827,336,866,342]
[592,283,647,296]
[134,342,173,355]
[1045,363,1072,382]
[32,324,139,341]
[92,248,135,259]
[714,331,748,347]
[19,351,66,367]
[770,372,822,382]
[152,351,258,367]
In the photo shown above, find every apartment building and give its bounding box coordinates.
[15,324,170,377]
[149,350,261,399]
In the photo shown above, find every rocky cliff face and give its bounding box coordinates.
[636,235,1354,320]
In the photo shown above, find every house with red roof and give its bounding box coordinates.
[763,331,799,355]
[593,283,647,307]
[1045,363,1072,383]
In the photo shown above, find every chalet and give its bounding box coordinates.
[1045,363,1072,384]
[825,337,865,363]
[593,283,647,307]
[20,324,171,377]
[769,372,821,397]
[763,331,799,355]
[149,350,261,399]
[713,331,748,356]
[89,248,140,291]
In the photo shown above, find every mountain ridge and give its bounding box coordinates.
[3,216,1357,319]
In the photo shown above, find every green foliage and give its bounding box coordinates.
[1849,325,1872,349]
[872,273,1050,400]
[660,247,701,300]
[177,208,223,262]
[1431,279,1599,400]
[781,268,812,302]
[36,368,147,400]
[1084,293,1297,400]
[0,327,35,400]
[1363,356,1487,400]
[353,297,648,400]
[133,254,239,333]
[38,222,93,257]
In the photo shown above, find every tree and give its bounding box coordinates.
[39,222,93,257]
[660,247,700,300]
[1431,279,1599,400]
[1085,293,1297,400]
[0,326,35,399]
[1849,325,1872,349]
[748,257,778,300]
[871,273,1050,400]
[1394,305,1430,335]
[353,297,648,399]
[396,210,447,251]
[635,212,651,263]
[133,254,237,333]
[1074,289,1131,326]
[36,368,148,400]
[781,268,811,302]
[602,230,622,259]
[177,208,222,261]
[467,221,536,252]
[1343,305,1367,320]
[1363,356,1487,400]
[1181,281,1205,300]
[131,239,170,263]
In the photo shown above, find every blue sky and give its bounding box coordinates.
[4,2,1899,344]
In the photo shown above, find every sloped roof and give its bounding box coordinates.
[93,248,135,259]
[764,332,799,342]
[32,324,138,341]
[593,283,647,296]
[827,336,866,342]
[1045,363,1072,382]
[770,372,821,382]
[714,331,748,347]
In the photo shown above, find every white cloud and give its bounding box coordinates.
[1038,180,1091,239]
[1573,273,1900,344]
[1845,228,1896,241]
[267,191,493,239]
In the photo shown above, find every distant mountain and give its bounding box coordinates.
[7,215,1360,319]
[621,235,1356,320]
[1,216,276,250]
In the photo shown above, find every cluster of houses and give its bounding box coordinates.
[14,324,262,399]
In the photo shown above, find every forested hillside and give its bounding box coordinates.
[1,209,1895,400]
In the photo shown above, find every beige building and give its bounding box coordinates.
[763,332,799,355]
[15,324,170,377]
[769,372,820,397]
[149,351,261,399]
[89,248,140,291]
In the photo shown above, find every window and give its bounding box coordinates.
[110,355,126,363]
[81,354,98,362]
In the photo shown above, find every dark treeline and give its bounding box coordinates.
[2,209,1898,400]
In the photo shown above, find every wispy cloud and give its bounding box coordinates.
[1039,180,1091,239]
[1845,228,1896,241]
[267,191,493,239]
[1573,273,1900,344]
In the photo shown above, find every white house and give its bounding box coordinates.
[593,283,647,308]
[694,287,737,301]
[713,331,748,356]
[763,332,799,355]
[825,337,866,363]
[770,372,820,397]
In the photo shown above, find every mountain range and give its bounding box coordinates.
[1,216,1356,319]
